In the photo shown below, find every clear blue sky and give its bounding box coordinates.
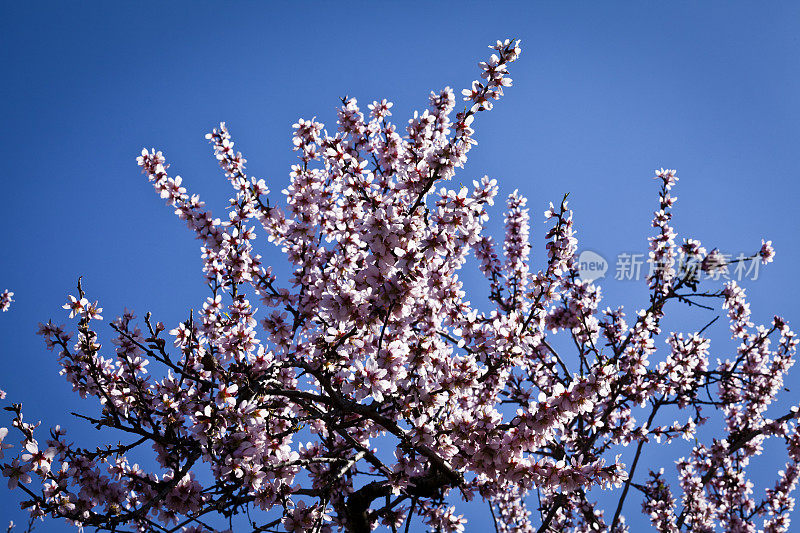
[1,2,799,531]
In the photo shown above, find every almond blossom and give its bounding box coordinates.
[1,290,13,312]
[2,458,32,490]
[1,38,799,533]
[0,428,13,459]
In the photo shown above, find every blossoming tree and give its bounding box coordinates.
[2,39,798,533]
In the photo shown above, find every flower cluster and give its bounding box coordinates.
[1,39,798,533]
[1,289,13,312]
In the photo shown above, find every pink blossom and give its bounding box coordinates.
[760,239,776,264]
[0,290,13,312]
[0,428,12,459]
[2,458,32,489]
[61,295,88,319]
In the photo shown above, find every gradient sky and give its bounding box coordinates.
[1,2,799,531]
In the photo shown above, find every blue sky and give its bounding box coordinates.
[1,2,799,531]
